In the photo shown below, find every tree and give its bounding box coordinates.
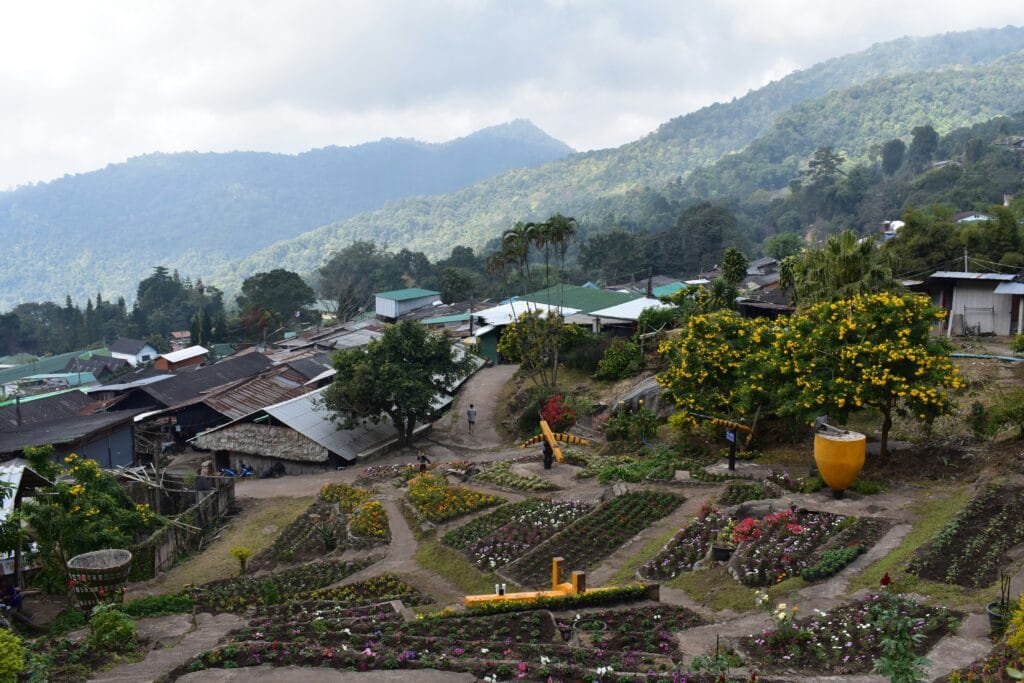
[439,267,475,304]
[495,310,568,388]
[788,230,899,305]
[657,310,774,432]
[236,269,315,322]
[720,247,749,288]
[907,125,939,172]
[501,222,536,293]
[773,292,963,457]
[881,139,906,176]
[764,233,805,261]
[317,241,402,322]
[324,321,474,445]
[800,146,846,184]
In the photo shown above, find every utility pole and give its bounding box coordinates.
[964,248,969,272]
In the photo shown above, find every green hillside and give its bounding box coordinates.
[222,27,1024,289]
[0,120,572,310]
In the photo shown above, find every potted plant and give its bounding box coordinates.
[987,572,1014,635]
[711,520,737,562]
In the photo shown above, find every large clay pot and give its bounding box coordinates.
[813,430,866,498]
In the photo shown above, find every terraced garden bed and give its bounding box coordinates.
[909,484,1024,587]
[305,573,433,607]
[472,461,560,491]
[250,500,347,571]
[187,558,376,612]
[741,592,959,674]
[180,603,731,682]
[718,480,780,506]
[502,490,684,588]
[727,509,848,587]
[640,504,729,580]
[443,499,591,570]
[406,473,503,523]
[348,500,390,543]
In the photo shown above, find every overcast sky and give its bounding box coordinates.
[2,1,1024,190]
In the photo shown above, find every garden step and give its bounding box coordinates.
[922,613,994,681]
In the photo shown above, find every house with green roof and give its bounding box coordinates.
[374,288,441,320]
[519,284,642,315]
[0,348,110,396]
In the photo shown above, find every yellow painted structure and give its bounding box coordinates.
[518,420,589,463]
[463,556,586,607]
[813,430,866,494]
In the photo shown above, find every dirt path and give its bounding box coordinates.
[435,363,519,450]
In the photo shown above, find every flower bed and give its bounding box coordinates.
[742,592,959,674]
[909,484,1024,588]
[305,573,432,607]
[472,461,560,492]
[728,509,847,587]
[799,517,889,582]
[187,558,376,612]
[640,505,729,580]
[455,500,591,570]
[718,481,778,506]
[404,609,557,644]
[319,482,372,512]
[555,606,704,653]
[406,473,502,523]
[943,643,1024,682]
[348,500,390,541]
[443,500,557,550]
[503,491,684,589]
[250,500,347,571]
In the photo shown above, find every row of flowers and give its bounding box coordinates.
[319,482,372,512]
[406,473,502,523]
[452,499,591,570]
[305,573,432,607]
[472,461,560,492]
[503,491,684,589]
[640,502,728,580]
[727,509,847,587]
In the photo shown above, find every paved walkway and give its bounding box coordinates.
[90,612,246,683]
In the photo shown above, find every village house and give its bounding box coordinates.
[917,271,1023,336]
[374,287,441,320]
[154,345,209,372]
[110,337,159,367]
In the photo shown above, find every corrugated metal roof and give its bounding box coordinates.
[0,459,52,525]
[591,297,671,321]
[421,313,473,325]
[651,282,686,297]
[520,284,641,314]
[0,390,96,430]
[135,352,273,408]
[159,346,209,364]
[994,282,1024,295]
[929,271,1016,281]
[375,288,440,301]
[203,375,312,421]
[0,410,142,454]
[475,302,580,326]
[0,348,111,386]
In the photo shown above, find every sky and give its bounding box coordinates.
[3,0,1024,190]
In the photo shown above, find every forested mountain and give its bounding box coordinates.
[0,119,572,310]
[222,27,1024,288]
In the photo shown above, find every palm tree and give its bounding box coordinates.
[501,222,534,295]
[792,230,899,304]
[531,220,553,290]
[545,214,578,286]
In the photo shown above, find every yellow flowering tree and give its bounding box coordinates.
[772,292,963,457]
[19,450,162,592]
[657,310,777,431]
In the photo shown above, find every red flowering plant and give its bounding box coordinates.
[540,394,577,432]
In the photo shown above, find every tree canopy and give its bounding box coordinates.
[323,321,475,445]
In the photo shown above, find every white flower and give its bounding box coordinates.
[480,647,489,654]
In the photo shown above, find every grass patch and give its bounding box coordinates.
[848,485,979,603]
[666,565,759,612]
[132,496,315,596]
[606,526,680,586]
[414,540,515,596]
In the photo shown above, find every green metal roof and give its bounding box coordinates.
[421,313,473,325]
[0,348,110,386]
[520,285,641,315]
[0,353,38,366]
[375,288,441,301]
[652,282,687,298]
[23,372,97,386]
[0,388,80,407]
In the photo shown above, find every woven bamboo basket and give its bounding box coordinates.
[66,549,133,608]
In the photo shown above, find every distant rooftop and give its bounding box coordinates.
[520,284,640,314]
[159,345,209,364]
[375,288,441,301]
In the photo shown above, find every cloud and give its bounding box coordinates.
[2,0,1024,188]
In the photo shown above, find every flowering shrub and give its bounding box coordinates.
[319,483,371,512]
[348,501,389,540]
[0,630,25,681]
[406,474,501,523]
[641,506,729,580]
[594,338,642,380]
[742,592,958,673]
[539,394,577,432]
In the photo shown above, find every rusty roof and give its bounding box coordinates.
[202,374,312,420]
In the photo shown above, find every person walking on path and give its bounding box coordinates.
[466,404,477,433]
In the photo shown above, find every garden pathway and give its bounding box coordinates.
[89,612,246,683]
